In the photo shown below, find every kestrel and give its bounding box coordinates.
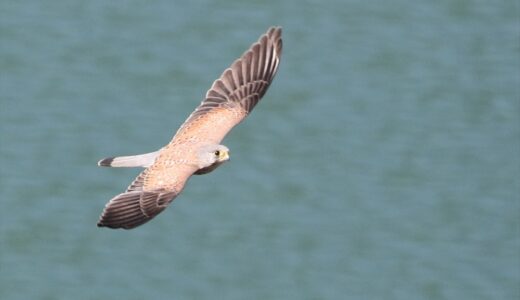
[97,27,283,229]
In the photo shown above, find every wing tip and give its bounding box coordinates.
[97,220,128,229]
[269,26,282,35]
[97,212,137,230]
[267,26,282,42]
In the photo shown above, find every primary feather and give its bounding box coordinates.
[97,27,283,229]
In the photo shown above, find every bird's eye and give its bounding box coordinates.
[214,150,220,156]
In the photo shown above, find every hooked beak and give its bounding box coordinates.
[220,150,230,161]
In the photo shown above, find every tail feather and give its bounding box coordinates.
[97,151,159,168]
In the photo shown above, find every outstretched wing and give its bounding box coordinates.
[98,162,194,229]
[97,188,178,229]
[172,26,283,144]
[96,27,283,230]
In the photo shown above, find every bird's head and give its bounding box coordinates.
[195,144,230,174]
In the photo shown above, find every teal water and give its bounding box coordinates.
[1,1,519,299]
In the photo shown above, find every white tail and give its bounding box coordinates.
[98,151,159,168]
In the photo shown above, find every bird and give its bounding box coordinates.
[96,27,283,229]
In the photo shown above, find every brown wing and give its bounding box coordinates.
[97,27,283,229]
[98,162,194,229]
[125,169,146,192]
[97,188,178,229]
[173,26,283,144]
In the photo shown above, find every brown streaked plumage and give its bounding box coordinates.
[97,27,283,229]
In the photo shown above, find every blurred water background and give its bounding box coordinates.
[1,1,519,299]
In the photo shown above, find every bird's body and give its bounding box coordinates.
[97,27,283,229]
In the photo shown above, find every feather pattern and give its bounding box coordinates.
[97,27,283,229]
[175,26,283,142]
[97,189,178,229]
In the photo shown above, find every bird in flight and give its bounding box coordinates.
[97,27,283,229]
